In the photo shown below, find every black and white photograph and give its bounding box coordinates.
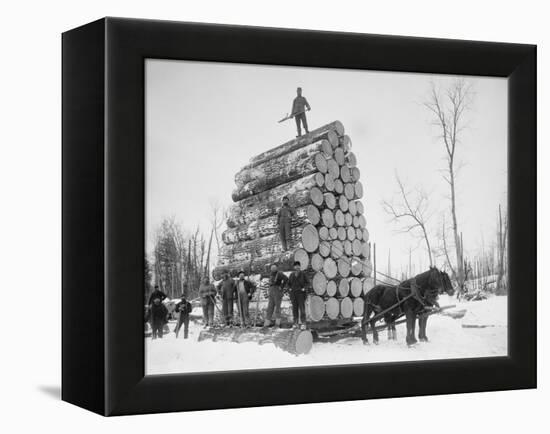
[144,59,508,375]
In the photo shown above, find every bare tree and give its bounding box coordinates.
[382,173,434,267]
[496,204,508,294]
[424,78,473,291]
[209,199,227,252]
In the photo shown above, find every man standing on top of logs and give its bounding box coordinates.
[199,276,217,328]
[264,264,289,328]
[288,261,309,329]
[291,87,311,137]
[217,272,237,327]
[278,195,296,251]
[236,270,256,327]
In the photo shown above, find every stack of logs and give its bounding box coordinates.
[212,121,374,324]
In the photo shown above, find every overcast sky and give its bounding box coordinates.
[145,59,507,275]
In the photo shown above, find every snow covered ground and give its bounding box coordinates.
[145,295,507,375]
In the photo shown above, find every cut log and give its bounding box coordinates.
[362,228,369,243]
[323,257,338,279]
[247,121,344,167]
[353,297,365,317]
[347,226,356,241]
[337,227,347,241]
[338,258,351,277]
[340,297,354,318]
[314,172,325,187]
[344,183,356,200]
[343,240,353,256]
[326,297,340,320]
[271,328,314,355]
[334,179,344,194]
[324,192,336,210]
[352,239,363,256]
[334,147,346,166]
[306,204,321,226]
[355,181,364,199]
[324,174,335,192]
[326,280,337,297]
[308,295,325,321]
[232,148,329,201]
[227,174,319,228]
[355,200,364,215]
[218,233,296,264]
[340,165,351,183]
[294,248,310,270]
[222,204,313,244]
[362,260,373,277]
[350,277,363,297]
[338,278,350,297]
[351,257,363,276]
[318,226,330,241]
[351,167,361,182]
[302,224,320,252]
[340,136,352,153]
[362,240,370,257]
[321,209,335,228]
[319,240,331,257]
[338,195,349,212]
[348,199,357,216]
[331,240,344,259]
[311,253,324,271]
[344,212,353,226]
[327,158,340,178]
[310,186,324,207]
[353,214,367,229]
[363,277,375,295]
[356,229,363,241]
[334,209,345,226]
[328,227,338,240]
[346,151,357,167]
[312,271,327,295]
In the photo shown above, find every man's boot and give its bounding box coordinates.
[274,318,281,329]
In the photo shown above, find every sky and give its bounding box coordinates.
[145,59,507,275]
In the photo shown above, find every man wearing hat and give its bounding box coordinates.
[288,261,309,329]
[291,87,311,137]
[235,270,256,327]
[147,284,167,306]
[217,271,237,326]
[278,196,296,251]
[198,276,217,328]
[174,285,193,338]
[264,264,289,328]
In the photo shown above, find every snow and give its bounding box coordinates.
[145,295,507,375]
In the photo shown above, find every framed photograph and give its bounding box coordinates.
[62,17,536,416]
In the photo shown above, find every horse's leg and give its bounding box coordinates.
[361,305,371,345]
[391,320,397,340]
[419,314,429,342]
[385,316,392,340]
[405,309,417,346]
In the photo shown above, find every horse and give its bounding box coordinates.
[361,266,454,346]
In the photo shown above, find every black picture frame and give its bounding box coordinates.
[62,17,536,416]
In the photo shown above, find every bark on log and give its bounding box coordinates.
[232,149,328,201]
[326,280,337,297]
[326,297,340,320]
[353,297,364,317]
[308,295,325,321]
[334,179,344,194]
[323,257,338,279]
[246,121,344,167]
[321,209,335,227]
[340,297,354,318]
[324,174,335,191]
[312,271,327,295]
[271,328,314,355]
[226,174,318,228]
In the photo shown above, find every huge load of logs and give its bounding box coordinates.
[212,121,374,326]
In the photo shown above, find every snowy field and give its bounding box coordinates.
[146,295,507,375]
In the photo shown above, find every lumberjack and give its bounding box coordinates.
[288,261,309,329]
[291,87,311,137]
[278,195,296,251]
[236,270,256,327]
[264,264,289,328]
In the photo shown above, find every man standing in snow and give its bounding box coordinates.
[236,270,256,327]
[149,297,168,339]
[288,261,309,329]
[147,284,167,306]
[217,272,237,326]
[174,293,193,339]
[198,276,216,328]
[278,196,295,251]
[291,87,311,137]
[264,264,289,328]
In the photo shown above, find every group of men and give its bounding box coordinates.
[146,284,193,339]
[198,261,309,329]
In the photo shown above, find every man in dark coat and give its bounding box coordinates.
[235,270,256,327]
[288,261,309,329]
[149,297,168,339]
[264,264,289,328]
[174,294,193,339]
[217,272,237,326]
[147,284,167,306]
[198,276,217,328]
[291,87,311,137]
[278,196,295,251]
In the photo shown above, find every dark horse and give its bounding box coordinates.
[361,267,454,346]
